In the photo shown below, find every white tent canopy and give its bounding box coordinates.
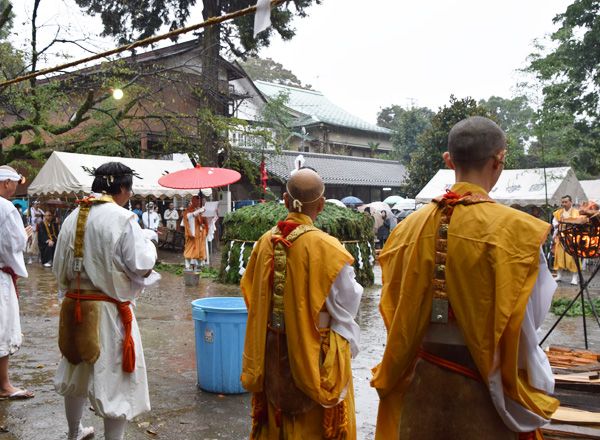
[28,151,198,198]
[416,167,587,207]
[580,180,600,203]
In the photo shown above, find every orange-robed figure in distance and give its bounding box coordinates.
[371,117,559,440]
[552,195,580,285]
[240,168,363,439]
[182,195,209,270]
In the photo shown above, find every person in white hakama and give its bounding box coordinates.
[0,165,34,400]
[53,162,159,440]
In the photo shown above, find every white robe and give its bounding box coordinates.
[0,197,28,357]
[53,200,157,420]
[488,249,557,432]
[326,264,363,358]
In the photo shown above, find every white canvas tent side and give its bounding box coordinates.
[415,167,587,207]
[28,151,199,198]
[580,180,600,203]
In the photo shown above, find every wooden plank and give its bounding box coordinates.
[552,406,600,424]
[542,423,600,439]
[555,373,600,384]
[553,388,600,412]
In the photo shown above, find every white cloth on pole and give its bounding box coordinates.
[53,200,156,420]
[253,0,272,37]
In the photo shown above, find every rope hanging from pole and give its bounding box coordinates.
[0,0,285,88]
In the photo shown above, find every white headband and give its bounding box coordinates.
[286,184,325,213]
[0,168,22,182]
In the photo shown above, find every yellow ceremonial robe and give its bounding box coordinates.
[183,210,208,260]
[371,182,559,438]
[553,208,579,273]
[240,212,356,439]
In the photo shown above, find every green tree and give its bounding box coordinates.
[529,0,600,125]
[377,106,433,165]
[478,95,536,169]
[0,0,224,172]
[0,0,13,37]
[376,104,405,129]
[76,1,319,109]
[526,0,600,178]
[401,96,491,197]
[238,56,310,89]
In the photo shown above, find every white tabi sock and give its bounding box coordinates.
[104,417,127,440]
[64,395,93,440]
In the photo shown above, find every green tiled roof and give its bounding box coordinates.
[254,81,392,135]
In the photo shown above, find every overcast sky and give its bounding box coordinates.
[13,0,572,123]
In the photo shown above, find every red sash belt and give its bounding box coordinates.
[418,348,543,439]
[1,267,18,298]
[418,348,482,382]
[65,291,135,373]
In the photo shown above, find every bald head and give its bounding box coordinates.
[285,169,325,217]
[448,116,506,170]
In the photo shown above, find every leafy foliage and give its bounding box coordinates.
[401,96,491,197]
[551,296,600,317]
[527,0,600,178]
[155,262,219,278]
[0,0,13,38]
[218,201,375,286]
[238,57,311,89]
[75,0,321,57]
[377,105,433,165]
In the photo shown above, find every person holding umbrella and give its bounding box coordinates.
[182,195,209,270]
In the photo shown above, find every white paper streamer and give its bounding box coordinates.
[224,241,233,273]
[356,243,363,269]
[367,242,375,265]
[253,0,271,38]
[239,242,247,275]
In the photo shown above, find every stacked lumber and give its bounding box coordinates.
[547,346,600,370]
[543,407,600,439]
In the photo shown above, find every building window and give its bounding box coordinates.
[303,145,310,152]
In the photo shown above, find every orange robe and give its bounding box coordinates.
[240,212,356,439]
[553,208,579,273]
[371,182,559,438]
[182,209,208,260]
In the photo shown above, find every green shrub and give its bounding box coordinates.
[219,202,375,286]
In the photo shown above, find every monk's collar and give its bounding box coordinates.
[285,212,313,225]
[451,182,490,198]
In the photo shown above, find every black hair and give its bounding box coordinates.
[562,195,572,202]
[91,162,134,195]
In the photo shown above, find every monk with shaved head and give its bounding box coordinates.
[372,116,558,439]
[241,167,363,439]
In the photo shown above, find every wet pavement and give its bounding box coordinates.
[2,251,599,439]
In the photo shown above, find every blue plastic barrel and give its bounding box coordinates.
[191,297,248,394]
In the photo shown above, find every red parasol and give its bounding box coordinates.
[158,165,241,189]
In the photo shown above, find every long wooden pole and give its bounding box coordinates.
[0,0,284,88]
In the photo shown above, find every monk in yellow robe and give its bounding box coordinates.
[182,196,209,270]
[552,195,579,285]
[371,116,559,440]
[241,168,363,439]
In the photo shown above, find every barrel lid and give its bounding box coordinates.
[191,296,247,313]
